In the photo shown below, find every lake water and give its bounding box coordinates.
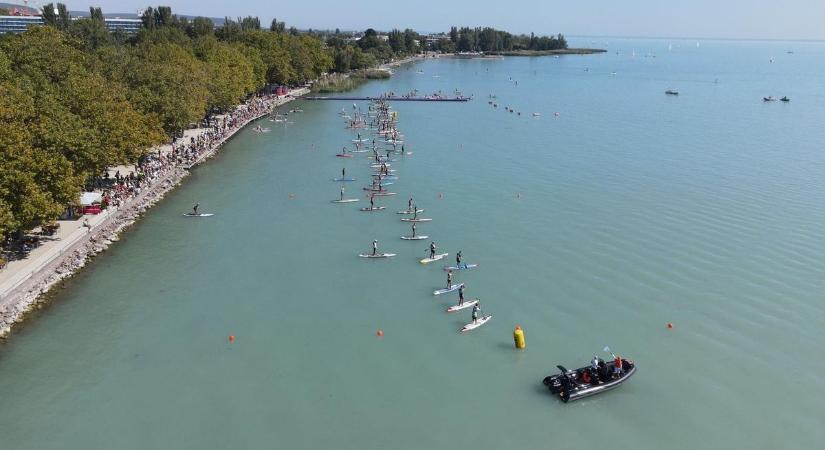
[2,38,824,449]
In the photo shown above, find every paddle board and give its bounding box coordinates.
[331,198,359,203]
[434,283,464,296]
[400,235,429,240]
[401,218,432,222]
[350,149,368,153]
[359,206,386,211]
[420,253,448,264]
[336,154,353,158]
[446,300,478,313]
[182,213,214,217]
[332,178,356,182]
[397,209,424,214]
[443,264,479,271]
[373,192,396,196]
[460,315,492,333]
[358,253,396,258]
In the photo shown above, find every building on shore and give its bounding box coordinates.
[0,14,142,34]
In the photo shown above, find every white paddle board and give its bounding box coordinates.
[443,264,479,271]
[420,253,448,264]
[359,206,386,211]
[331,198,359,203]
[460,315,492,333]
[401,218,431,222]
[396,209,424,214]
[434,283,464,296]
[358,253,396,258]
[182,213,214,217]
[400,235,428,240]
[446,299,478,313]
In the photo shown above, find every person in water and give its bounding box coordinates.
[192,203,199,215]
[429,242,437,259]
[447,270,453,289]
[372,239,378,256]
[456,251,463,269]
[471,301,481,324]
[458,284,465,305]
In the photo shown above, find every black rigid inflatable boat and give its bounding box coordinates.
[543,358,636,402]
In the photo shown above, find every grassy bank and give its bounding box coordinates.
[312,69,391,93]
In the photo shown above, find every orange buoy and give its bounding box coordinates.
[228,335,235,343]
[376,329,384,337]
[667,323,673,329]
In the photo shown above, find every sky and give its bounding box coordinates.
[56,0,825,40]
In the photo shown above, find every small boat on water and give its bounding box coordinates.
[763,96,777,102]
[665,89,679,95]
[780,96,790,102]
[542,355,636,403]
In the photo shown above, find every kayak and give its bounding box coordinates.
[460,315,492,333]
[373,192,396,197]
[446,299,478,313]
[332,178,356,182]
[443,263,479,271]
[182,213,214,217]
[358,253,396,258]
[434,283,464,296]
[336,154,353,158]
[420,253,448,264]
[400,235,429,240]
[397,209,424,214]
[542,358,637,403]
[331,198,359,203]
[401,218,432,222]
[359,206,386,211]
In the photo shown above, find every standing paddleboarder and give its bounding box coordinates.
[192,203,199,215]
[471,301,481,324]
[372,240,378,256]
[458,284,466,306]
[456,251,463,269]
[429,242,437,259]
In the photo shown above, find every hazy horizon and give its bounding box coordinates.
[34,0,825,41]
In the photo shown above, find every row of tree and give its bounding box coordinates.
[0,5,333,237]
[436,26,567,53]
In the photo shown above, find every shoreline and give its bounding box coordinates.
[0,88,308,338]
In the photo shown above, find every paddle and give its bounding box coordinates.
[603,346,617,360]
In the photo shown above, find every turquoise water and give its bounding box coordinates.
[2,38,825,449]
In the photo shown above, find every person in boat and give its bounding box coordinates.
[192,203,199,215]
[429,242,437,259]
[591,355,600,372]
[447,270,453,288]
[613,355,623,377]
[458,284,465,305]
[372,239,378,256]
[340,186,345,201]
[456,251,463,269]
[471,301,481,324]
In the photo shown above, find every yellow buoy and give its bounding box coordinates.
[513,325,526,349]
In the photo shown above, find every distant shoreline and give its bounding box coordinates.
[485,48,607,56]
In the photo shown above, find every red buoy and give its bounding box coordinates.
[228,335,235,342]
[667,323,673,329]
[376,329,384,337]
